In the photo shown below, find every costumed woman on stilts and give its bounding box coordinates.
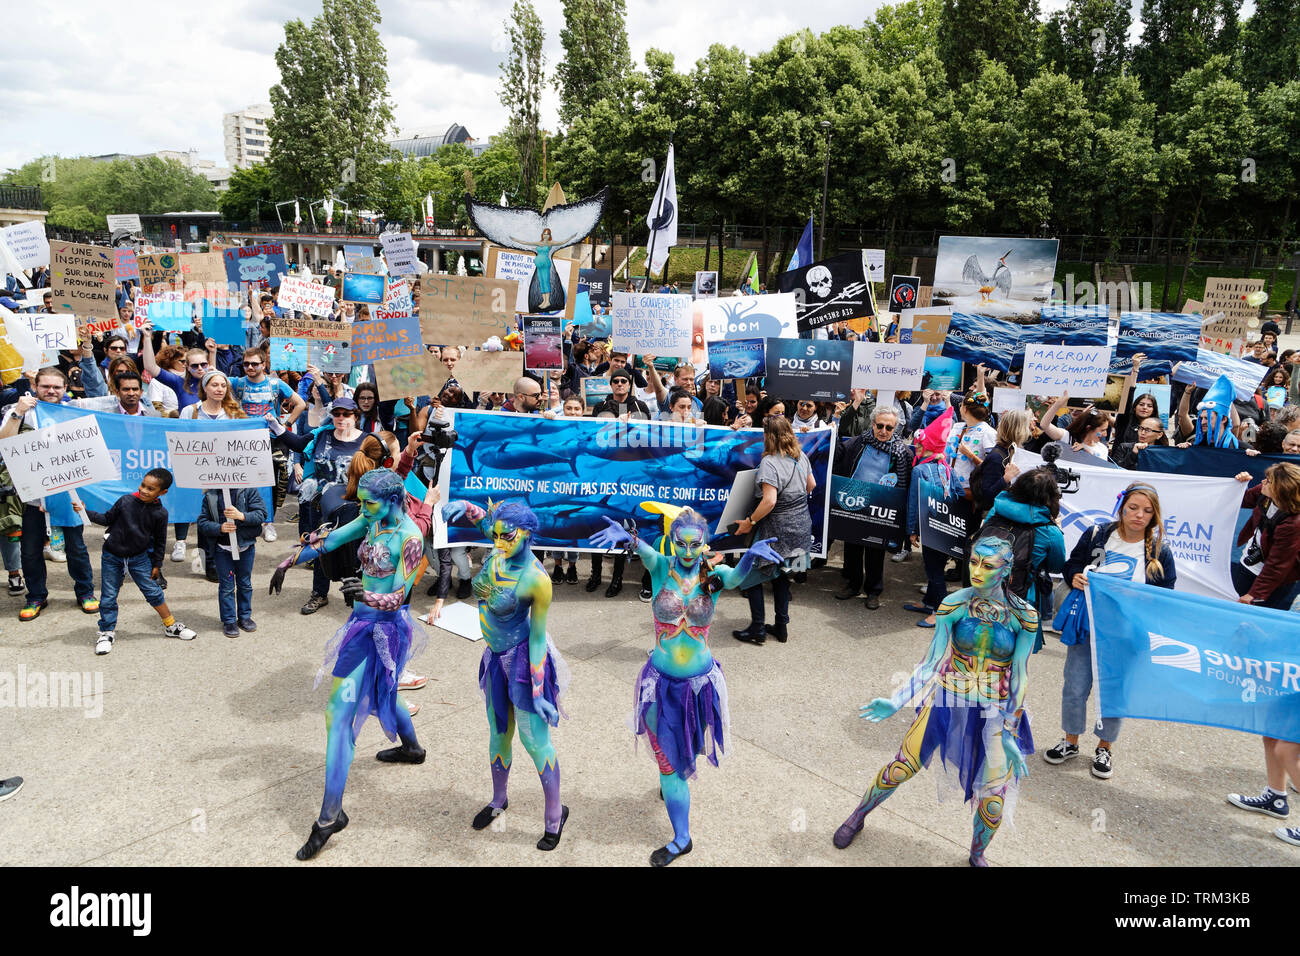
[592,503,782,867]
[270,468,428,860]
[832,532,1038,866]
[442,498,571,850]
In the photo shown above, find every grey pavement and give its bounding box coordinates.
[0,524,1292,867]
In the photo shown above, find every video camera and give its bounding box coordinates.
[413,418,457,486]
[1040,442,1081,495]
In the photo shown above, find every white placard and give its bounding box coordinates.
[699,293,799,342]
[1,221,50,270]
[715,469,757,536]
[164,430,274,488]
[0,414,119,503]
[106,214,143,234]
[276,276,336,317]
[430,600,485,642]
[17,313,76,353]
[1021,344,1112,395]
[992,387,1025,414]
[611,292,694,358]
[380,232,419,276]
[861,248,885,282]
[850,341,926,390]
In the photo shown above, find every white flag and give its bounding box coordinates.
[644,145,677,276]
[294,200,301,226]
[499,192,507,207]
[323,196,334,226]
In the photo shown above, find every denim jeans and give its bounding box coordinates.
[98,551,164,632]
[449,546,472,580]
[22,504,94,605]
[0,535,20,573]
[215,546,255,625]
[1061,636,1123,742]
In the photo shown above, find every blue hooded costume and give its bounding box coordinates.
[1195,374,1239,449]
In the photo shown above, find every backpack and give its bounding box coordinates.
[967,446,1005,513]
[972,512,1052,617]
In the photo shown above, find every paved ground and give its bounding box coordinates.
[1,519,1293,867]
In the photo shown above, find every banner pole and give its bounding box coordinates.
[219,487,240,554]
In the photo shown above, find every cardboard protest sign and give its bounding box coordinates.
[180,251,227,287]
[850,342,926,391]
[165,430,273,488]
[523,314,563,372]
[113,248,139,281]
[277,276,337,317]
[887,274,921,312]
[578,268,611,306]
[271,318,352,372]
[1200,277,1264,355]
[16,314,77,354]
[565,289,611,339]
[200,298,244,345]
[379,232,419,276]
[134,290,183,330]
[372,354,438,401]
[583,377,612,407]
[373,280,413,323]
[486,245,581,320]
[992,387,1025,414]
[106,214,143,234]
[135,252,182,291]
[451,349,524,396]
[699,293,799,342]
[222,243,289,290]
[0,304,59,368]
[1,221,50,270]
[778,251,872,332]
[341,272,386,305]
[707,338,765,380]
[611,292,693,359]
[51,242,116,319]
[1021,344,1112,395]
[343,244,375,271]
[941,311,1022,373]
[350,315,422,364]
[0,414,119,503]
[148,297,194,333]
[79,313,122,337]
[764,338,853,401]
[931,236,1058,321]
[270,336,308,371]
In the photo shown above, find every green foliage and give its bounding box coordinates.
[500,0,547,203]
[553,0,632,127]
[219,163,277,222]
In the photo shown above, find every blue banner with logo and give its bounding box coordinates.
[445,411,833,553]
[32,402,273,523]
[1087,573,1300,742]
[916,476,972,560]
[828,464,906,549]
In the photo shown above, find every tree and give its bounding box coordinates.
[1133,0,1232,116]
[499,0,547,206]
[553,0,632,127]
[863,0,943,69]
[267,0,395,208]
[4,155,217,227]
[1088,72,1165,251]
[219,163,278,223]
[937,0,1043,87]
[1239,0,1300,92]
[940,59,1021,231]
[1039,0,1131,94]
[1009,71,1096,232]
[1251,81,1300,291]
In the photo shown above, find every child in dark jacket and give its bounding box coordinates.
[79,468,197,655]
[196,486,266,636]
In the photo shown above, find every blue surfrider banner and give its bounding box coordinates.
[1086,574,1300,743]
[32,402,273,523]
[444,411,833,554]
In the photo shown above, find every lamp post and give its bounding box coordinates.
[818,120,831,261]
[623,208,631,280]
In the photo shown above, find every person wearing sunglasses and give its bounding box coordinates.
[1112,416,1171,470]
[833,406,912,609]
[230,347,307,544]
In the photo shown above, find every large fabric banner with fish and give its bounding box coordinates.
[443,410,833,554]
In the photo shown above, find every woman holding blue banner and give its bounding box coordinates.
[1045,483,1176,780]
[592,507,782,866]
[832,533,1038,866]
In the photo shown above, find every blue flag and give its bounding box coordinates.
[787,216,815,272]
[32,402,273,522]
[1086,573,1300,743]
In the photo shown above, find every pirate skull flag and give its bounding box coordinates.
[778,251,874,332]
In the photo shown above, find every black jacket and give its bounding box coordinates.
[196,487,267,550]
[86,493,169,568]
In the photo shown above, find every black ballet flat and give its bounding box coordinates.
[649,839,692,867]
[536,805,569,851]
[471,801,507,830]
[376,745,425,764]
[296,809,348,861]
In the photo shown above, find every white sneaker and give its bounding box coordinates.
[164,621,197,641]
[398,670,428,691]
[191,551,205,574]
[44,546,67,563]
[262,523,278,543]
[95,632,114,655]
[170,541,186,562]
[890,550,910,563]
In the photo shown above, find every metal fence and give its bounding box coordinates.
[0,185,43,210]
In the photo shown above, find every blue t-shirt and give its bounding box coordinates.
[230,375,295,418]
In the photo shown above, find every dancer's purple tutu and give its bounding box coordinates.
[630,655,730,781]
[315,605,427,742]
[917,698,1034,825]
[478,637,570,732]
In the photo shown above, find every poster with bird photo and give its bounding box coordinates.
[777,251,874,332]
[931,236,1059,323]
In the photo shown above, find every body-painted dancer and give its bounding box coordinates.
[592,506,782,867]
[269,469,428,860]
[442,499,570,850]
[832,534,1038,866]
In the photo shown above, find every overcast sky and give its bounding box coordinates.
[3,0,1082,173]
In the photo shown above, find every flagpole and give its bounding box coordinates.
[642,137,673,293]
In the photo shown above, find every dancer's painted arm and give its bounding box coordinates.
[524,568,559,724]
[889,601,959,709]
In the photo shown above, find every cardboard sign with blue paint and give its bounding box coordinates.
[148,298,193,333]
[222,243,289,290]
[350,315,423,364]
[765,338,853,401]
[343,244,374,271]
[271,337,308,372]
[341,272,386,305]
[707,338,766,380]
[201,298,244,345]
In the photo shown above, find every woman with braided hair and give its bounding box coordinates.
[832,533,1038,866]
[592,506,782,867]
[1043,482,1176,780]
[269,468,428,861]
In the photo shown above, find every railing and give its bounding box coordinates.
[0,185,44,210]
